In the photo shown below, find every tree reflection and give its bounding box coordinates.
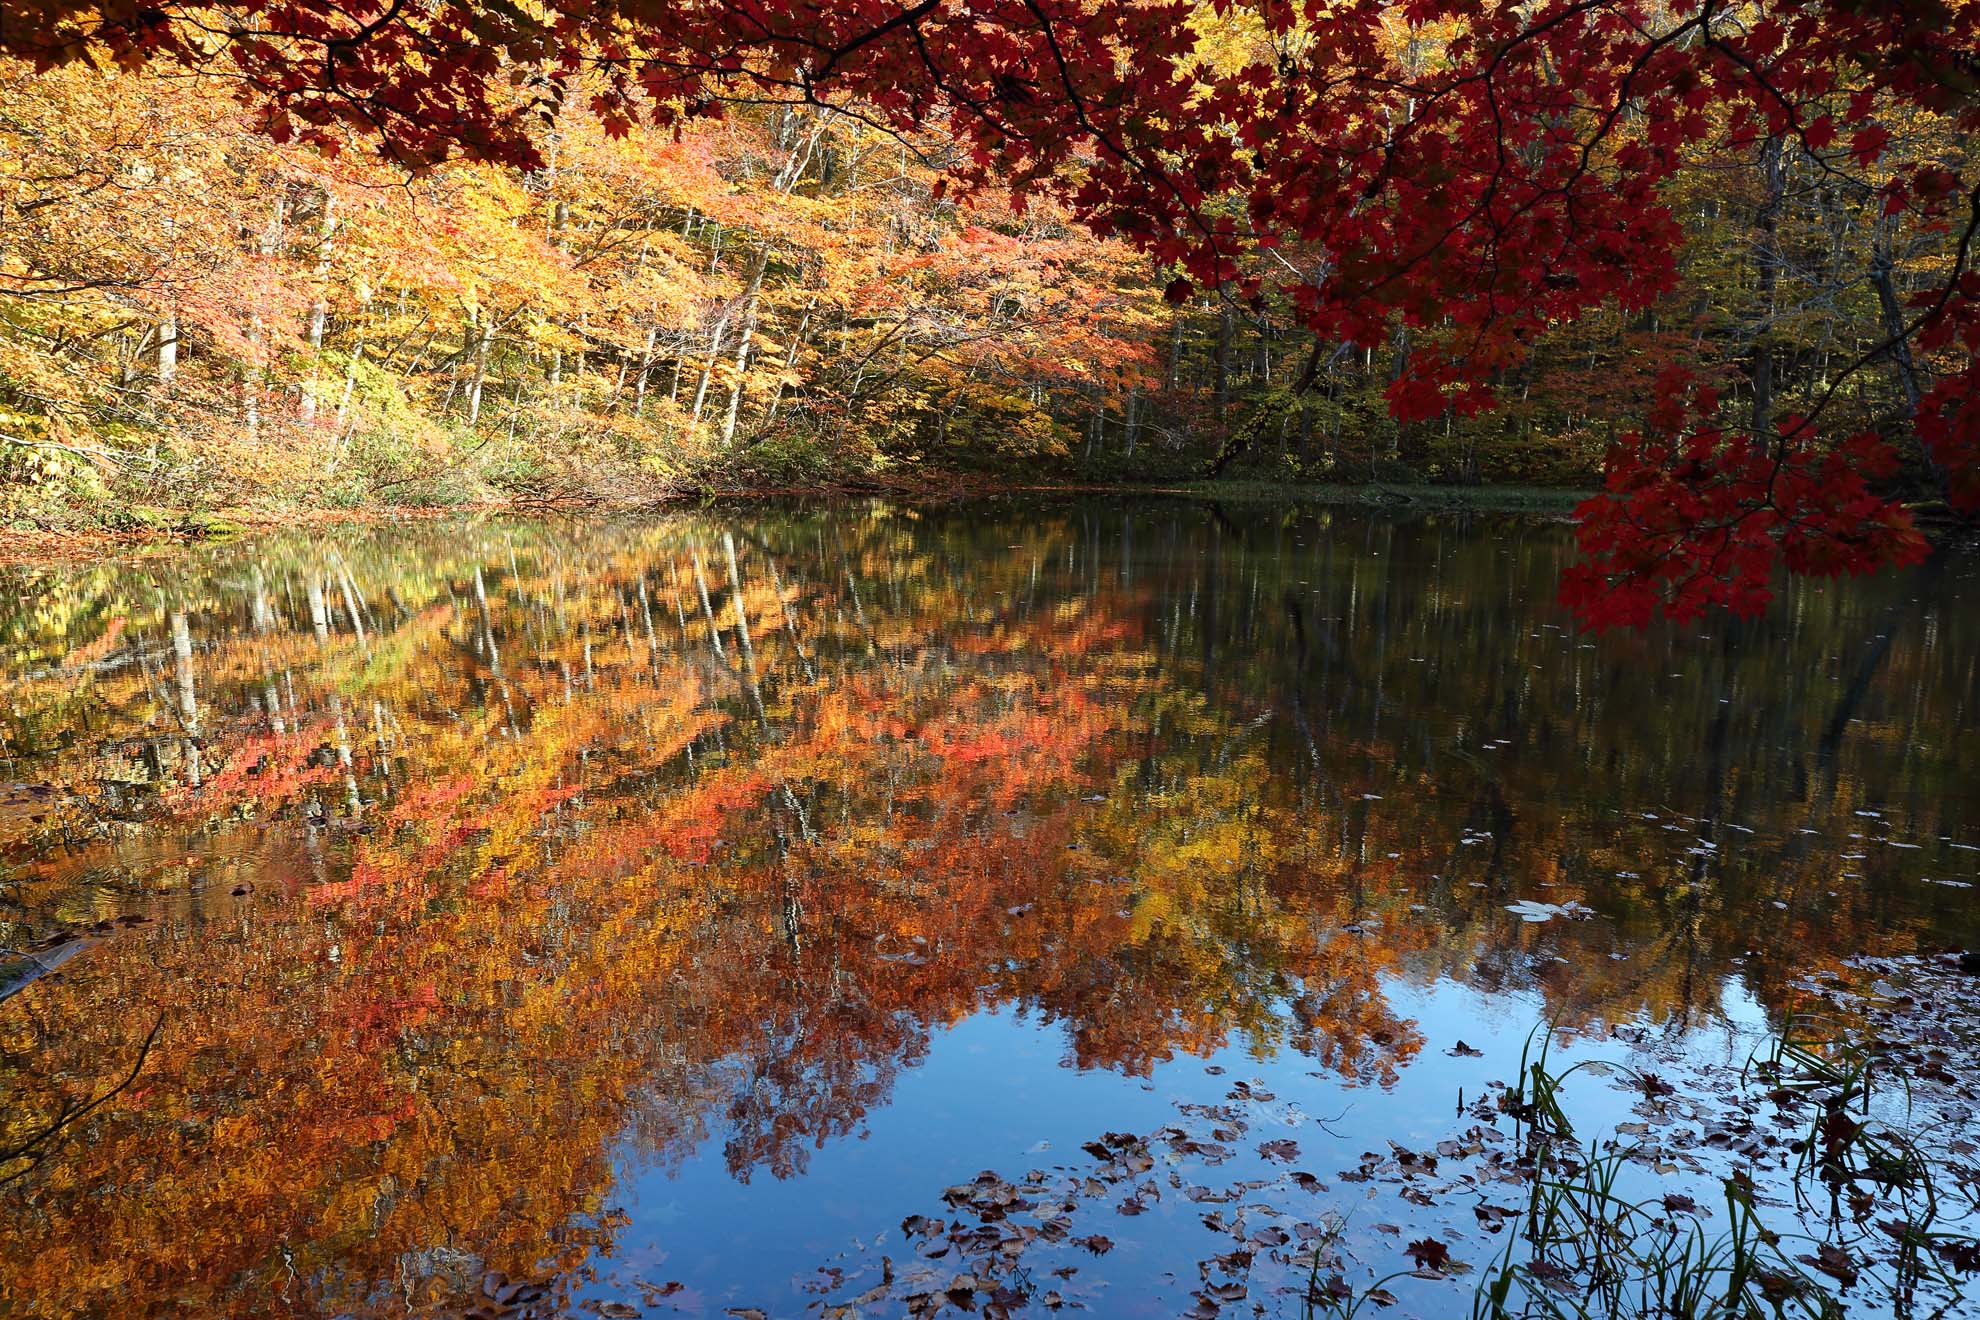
[0,503,1973,1315]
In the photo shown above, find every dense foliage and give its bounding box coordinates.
[1,1,1975,624]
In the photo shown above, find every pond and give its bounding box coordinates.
[1,498,1976,1319]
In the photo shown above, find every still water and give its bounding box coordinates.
[0,499,1975,1318]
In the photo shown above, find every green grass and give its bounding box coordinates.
[1304,1017,1978,1320]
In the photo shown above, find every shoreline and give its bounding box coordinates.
[0,480,1593,563]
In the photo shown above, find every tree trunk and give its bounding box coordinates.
[764,297,816,427]
[1868,216,1922,417]
[719,251,769,447]
[1749,135,1786,439]
[690,303,735,427]
[1213,304,1232,412]
[466,312,494,426]
[1870,216,1950,499]
[243,194,286,443]
[301,191,336,423]
[1385,323,1410,463]
[156,311,178,395]
[633,324,660,415]
[332,295,370,439]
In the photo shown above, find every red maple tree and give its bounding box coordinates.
[9,0,1974,626]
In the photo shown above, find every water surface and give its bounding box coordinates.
[1,499,1975,1317]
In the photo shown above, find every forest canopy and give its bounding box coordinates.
[0,0,1975,625]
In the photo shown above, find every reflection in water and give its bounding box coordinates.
[0,501,1974,1316]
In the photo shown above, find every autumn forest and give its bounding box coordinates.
[0,0,1975,625]
[2,4,1979,1319]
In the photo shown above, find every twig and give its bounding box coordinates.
[0,1012,165,1187]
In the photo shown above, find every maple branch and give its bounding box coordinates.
[1775,180,1980,446]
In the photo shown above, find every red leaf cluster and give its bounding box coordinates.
[5,0,1975,624]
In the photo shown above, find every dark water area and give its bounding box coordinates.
[0,499,1975,1318]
